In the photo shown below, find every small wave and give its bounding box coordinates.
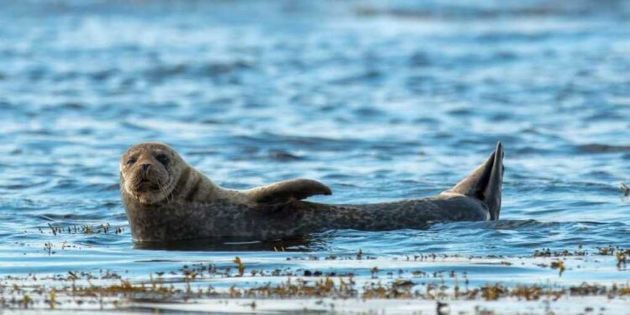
[33,213,110,221]
[354,2,627,20]
[329,70,383,86]
[576,143,630,153]
[268,150,304,162]
[143,60,254,82]
[433,219,615,231]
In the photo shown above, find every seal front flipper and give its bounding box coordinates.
[246,178,332,204]
[444,142,504,220]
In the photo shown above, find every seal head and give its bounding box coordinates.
[119,142,186,205]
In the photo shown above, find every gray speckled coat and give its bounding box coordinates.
[123,142,504,243]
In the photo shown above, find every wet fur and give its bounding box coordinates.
[120,142,504,242]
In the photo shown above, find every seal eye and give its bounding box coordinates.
[155,154,169,166]
[126,158,137,165]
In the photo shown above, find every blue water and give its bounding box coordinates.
[0,0,628,304]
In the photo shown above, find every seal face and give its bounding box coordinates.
[120,142,504,243]
[120,143,185,205]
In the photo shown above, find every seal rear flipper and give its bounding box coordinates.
[247,178,332,204]
[445,142,504,220]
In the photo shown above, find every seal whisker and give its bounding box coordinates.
[159,178,172,204]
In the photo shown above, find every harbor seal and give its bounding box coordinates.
[120,142,504,242]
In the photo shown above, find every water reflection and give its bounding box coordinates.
[133,235,323,251]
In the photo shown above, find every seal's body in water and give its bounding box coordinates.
[120,142,504,242]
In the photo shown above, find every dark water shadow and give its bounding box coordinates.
[576,143,630,154]
[133,235,325,251]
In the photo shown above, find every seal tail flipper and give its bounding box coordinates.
[446,142,504,220]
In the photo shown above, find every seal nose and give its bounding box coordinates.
[141,163,151,172]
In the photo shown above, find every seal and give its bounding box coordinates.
[120,142,504,242]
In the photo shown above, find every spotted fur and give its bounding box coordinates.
[120,142,504,242]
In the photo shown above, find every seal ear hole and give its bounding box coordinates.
[155,153,169,166]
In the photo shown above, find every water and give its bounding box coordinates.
[0,0,629,312]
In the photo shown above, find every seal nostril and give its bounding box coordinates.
[141,163,151,172]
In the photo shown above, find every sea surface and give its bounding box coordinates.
[0,0,628,313]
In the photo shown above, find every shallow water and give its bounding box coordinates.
[0,0,629,312]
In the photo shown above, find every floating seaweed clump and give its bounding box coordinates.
[550,260,565,276]
[532,246,628,270]
[533,247,587,257]
[39,223,124,236]
[2,270,630,311]
[1,247,629,310]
